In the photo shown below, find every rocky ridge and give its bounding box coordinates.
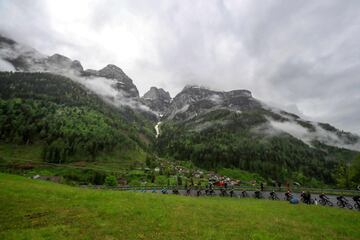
[1,34,360,151]
[141,87,171,114]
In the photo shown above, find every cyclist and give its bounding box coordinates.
[205,185,209,195]
[336,195,347,207]
[300,191,305,201]
[196,185,202,197]
[284,190,292,201]
[319,193,333,206]
[302,191,312,204]
[209,182,215,196]
[319,193,328,201]
[172,188,179,195]
[241,190,248,197]
[254,190,261,199]
[229,186,235,197]
[186,185,192,196]
[353,195,360,208]
[220,187,227,197]
[269,190,277,200]
[336,195,353,209]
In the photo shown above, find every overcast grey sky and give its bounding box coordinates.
[0,0,359,134]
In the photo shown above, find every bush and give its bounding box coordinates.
[177,175,182,186]
[105,175,117,187]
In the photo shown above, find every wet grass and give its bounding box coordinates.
[0,173,359,240]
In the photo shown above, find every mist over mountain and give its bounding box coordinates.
[2,0,360,136]
[1,34,360,152]
[1,33,360,186]
[2,3,360,238]
[0,35,155,114]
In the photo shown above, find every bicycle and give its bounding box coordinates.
[241,190,248,198]
[336,196,353,209]
[269,191,280,200]
[319,194,333,207]
[254,191,263,199]
[220,189,228,197]
[352,196,360,211]
[284,192,292,201]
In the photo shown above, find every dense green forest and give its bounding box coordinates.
[0,72,359,188]
[0,72,155,163]
[157,110,360,187]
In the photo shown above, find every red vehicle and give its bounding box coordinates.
[214,181,225,187]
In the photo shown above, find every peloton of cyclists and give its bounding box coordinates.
[156,180,360,211]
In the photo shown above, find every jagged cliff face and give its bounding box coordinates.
[157,85,360,151]
[0,35,141,104]
[0,35,83,74]
[46,54,84,73]
[0,35,46,72]
[84,64,139,98]
[141,87,171,114]
[1,34,360,151]
[163,85,261,121]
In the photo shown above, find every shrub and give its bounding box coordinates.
[105,175,117,187]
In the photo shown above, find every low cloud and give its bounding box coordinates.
[0,59,15,71]
[63,72,155,113]
[0,0,359,134]
[263,119,360,151]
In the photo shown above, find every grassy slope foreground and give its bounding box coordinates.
[0,173,359,240]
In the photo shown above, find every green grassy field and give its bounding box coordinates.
[0,173,359,240]
[0,143,149,186]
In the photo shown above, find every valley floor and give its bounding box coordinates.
[0,173,359,240]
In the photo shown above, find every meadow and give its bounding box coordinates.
[0,173,359,240]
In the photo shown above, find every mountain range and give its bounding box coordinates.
[1,34,359,186]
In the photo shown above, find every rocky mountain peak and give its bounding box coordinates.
[143,87,171,101]
[47,53,71,64]
[83,64,139,98]
[99,64,126,80]
[70,60,84,72]
[46,54,83,73]
[227,89,252,98]
[163,86,260,121]
[99,64,139,98]
[141,87,171,114]
[0,35,16,46]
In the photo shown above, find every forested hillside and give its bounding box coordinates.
[157,108,359,187]
[0,72,155,163]
[0,72,359,188]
